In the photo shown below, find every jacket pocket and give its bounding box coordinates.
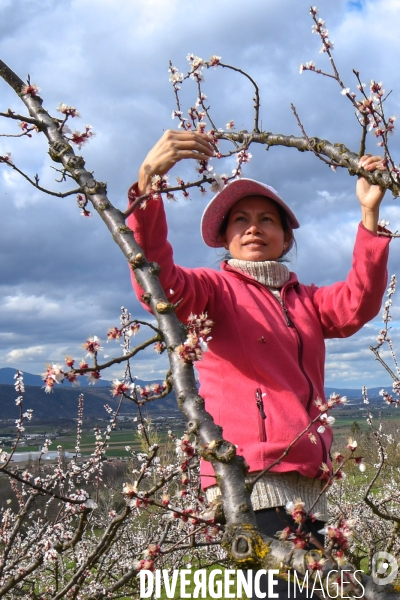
[255,388,267,442]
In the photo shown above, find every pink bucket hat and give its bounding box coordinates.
[201,178,300,248]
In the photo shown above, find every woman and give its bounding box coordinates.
[128,130,389,597]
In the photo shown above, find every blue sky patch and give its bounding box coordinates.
[347,0,365,10]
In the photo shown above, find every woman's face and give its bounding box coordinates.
[222,195,290,262]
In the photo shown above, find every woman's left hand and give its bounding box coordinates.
[356,154,387,232]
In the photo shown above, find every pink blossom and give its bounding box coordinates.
[70,125,95,149]
[285,498,306,524]
[21,470,32,481]
[21,83,40,96]
[14,371,25,393]
[209,55,221,67]
[57,103,80,118]
[237,149,252,164]
[87,371,101,385]
[299,61,315,74]
[111,379,133,397]
[314,397,328,412]
[151,174,168,193]
[0,152,13,164]
[154,341,165,354]
[65,356,75,368]
[143,544,160,558]
[41,363,65,393]
[65,372,79,385]
[176,329,211,362]
[83,336,102,356]
[317,413,335,433]
[122,483,135,497]
[133,559,155,572]
[346,438,357,451]
[332,452,344,464]
[128,323,140,336]
[186,54,204,69]
[195,93,207,107]
[277,526,292,541]
[107,327,122,341]
[210,174,228,193]
[44,548,59,563]
[43,376,55,394]
[168,66,184,84]
[370,80,384,95]
[307,556,326,571]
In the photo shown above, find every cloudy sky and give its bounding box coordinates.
[0,0,400,391]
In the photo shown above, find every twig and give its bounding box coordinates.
[218,62,261,133]
[1,159,81,198]
[291,103,340,168]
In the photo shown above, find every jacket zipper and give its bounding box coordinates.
[274,289,315,412]
[255,388,267,442]
[292,321,314,412]
[279,294,328,467]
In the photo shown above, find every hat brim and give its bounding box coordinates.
[201,178,300,248]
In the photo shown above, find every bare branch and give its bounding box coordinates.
[1,159,81,198]
[217,129,400,196]
[0,109,41,126]
[218,62,261,133]
[291,103,340,168]
[73,333,162,374]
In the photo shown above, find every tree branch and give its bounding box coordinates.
[217,130,400,196]
[1,159,81,198]
[0,110,41,126]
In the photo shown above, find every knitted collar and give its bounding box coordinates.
[227,259,290,288]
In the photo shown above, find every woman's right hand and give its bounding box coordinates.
[138,130,214,195]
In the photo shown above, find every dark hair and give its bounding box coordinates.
[218,197,296,258]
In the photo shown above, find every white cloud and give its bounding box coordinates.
[2,294,59,315]
[4,345,46,363]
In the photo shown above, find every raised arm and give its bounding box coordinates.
[128,131,218,321]
[311,155,390,337]
[357,154,386,233]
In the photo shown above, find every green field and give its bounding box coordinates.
[2,407,399,462]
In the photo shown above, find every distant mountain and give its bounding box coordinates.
[0,383,178,421]
[0,368,178,421]
[0,367,112,388]
[324,386,385,400]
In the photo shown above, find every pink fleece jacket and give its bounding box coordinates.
[127,190,390,486]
